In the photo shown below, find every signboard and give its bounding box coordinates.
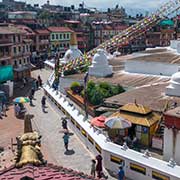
[152,136,163,150]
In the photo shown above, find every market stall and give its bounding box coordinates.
[110,103,161,147]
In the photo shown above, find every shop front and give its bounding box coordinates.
[109,103,161,147]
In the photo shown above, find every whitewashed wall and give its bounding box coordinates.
[125,60,179,76]
[44,85,180,180]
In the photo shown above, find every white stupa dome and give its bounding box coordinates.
[92,49,108,65]
[166,70,180,97]
[89,49,113,77]
[63,32,83,63]
[171,72,180,84]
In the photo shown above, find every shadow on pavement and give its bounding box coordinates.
[64,149,75,155]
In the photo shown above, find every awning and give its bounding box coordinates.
[0,65,13,83]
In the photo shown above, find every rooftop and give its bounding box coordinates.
[48,26,73,33]
[120,103,152,115]
[105,83,180,112]
[127,48,180,64]
[0,164,96,180]
[34,29,50,35]
[164,106,180,118]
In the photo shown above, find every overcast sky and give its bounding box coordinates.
[26,0,169,12]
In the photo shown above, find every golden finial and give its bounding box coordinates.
[70,32,77,46]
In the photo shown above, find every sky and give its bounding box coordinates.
[25,0,169,11]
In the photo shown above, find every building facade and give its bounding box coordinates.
[48,26,73,56]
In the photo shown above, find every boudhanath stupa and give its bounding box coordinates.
[89,49,113,77]
[62,32,83,63]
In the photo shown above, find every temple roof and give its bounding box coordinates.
[120,103,152,115]
[0,164,96,180]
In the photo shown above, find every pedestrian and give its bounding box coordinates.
[29,93,33,106]
[32,80,37,91]
[22,77,27,88]
[2,103,7,117]
[31,88,35,99]
[14,104,20,117]
[38,75,42,87]
[0,103,2,119]
[118,166,125,180]
[63,132,69,151]
[36,79,39,90]
[41,96,46,112]
[96,154,103,178]
[62,118,68,129]
[91,159,96,178]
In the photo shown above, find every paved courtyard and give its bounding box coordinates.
[29,69,117,179]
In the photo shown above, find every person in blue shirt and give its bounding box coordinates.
[63,132,70,151]
[118,166,125,180]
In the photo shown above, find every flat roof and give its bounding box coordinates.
[165,106,180,118]
[127,48,180,64]
[105,83,180,112]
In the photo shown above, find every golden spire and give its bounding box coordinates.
[70,32,77,46]
[15,115,46,168]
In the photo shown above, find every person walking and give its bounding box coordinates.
[2,103,7,117]
[22,77,27,88]
[63,132,69,151]
[62,118,68,129]
[29,93,33,106]
[31,88,35,99]
[118,166,125,180]
[96,154,103,178]
[90,159,96,178]
[0,103,2,119]
[36,79,39,90]
[38,75,42,87]
[41,96,46,112]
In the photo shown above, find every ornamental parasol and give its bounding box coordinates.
[105,117,132,129]
[90,116,106,128]
[13,97,30,104]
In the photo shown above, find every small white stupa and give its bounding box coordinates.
[166,68,180,97]
[89,49,113,77]
[63,32,83,63]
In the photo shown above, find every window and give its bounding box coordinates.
[23,46,25,53]
[27,57,29,63]
[52,34,55,40]
[67,34,69,39]
[13,35,16,43]
[24,59,26,64]
[18,35,20,42]
[26,45,29,52]
[14,60,17,66]
[63,34,66,39]
[60,34,62,39]
[56,34,59,39]
[13,47,16,54]
[19,46,21,53]
[19,59,22,64]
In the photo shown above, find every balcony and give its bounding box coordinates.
[0,53,11,61]
[40,39,49,44]
[0,39,13,46]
